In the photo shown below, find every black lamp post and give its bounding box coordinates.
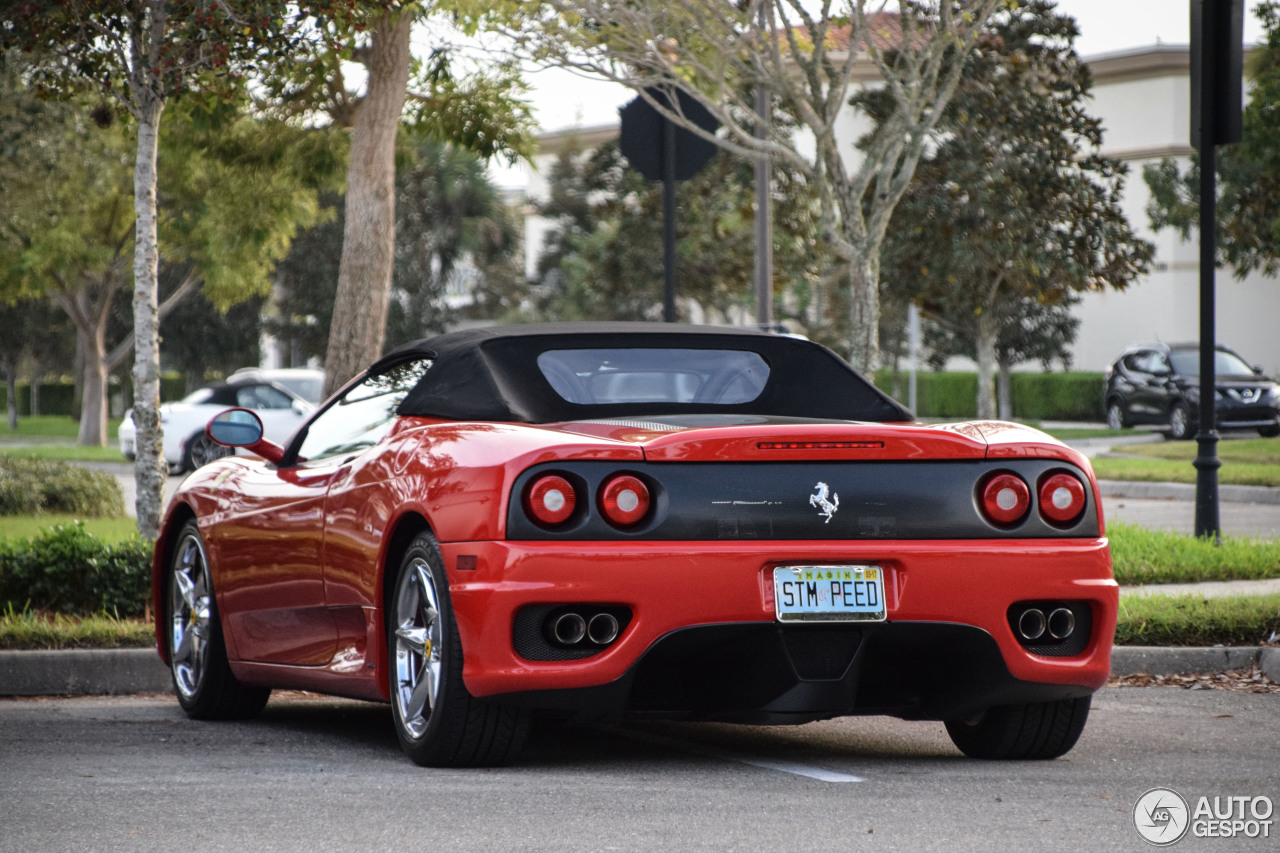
[1190,0,1243,541]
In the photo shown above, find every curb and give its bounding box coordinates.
[2,646,1278,698]
[0,648,171,696]
[1097,479,1280,505]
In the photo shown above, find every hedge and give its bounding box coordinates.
[0,456,125,517]
[0,523,151,617]
[0,374,188,417]
[874,370,1105,421]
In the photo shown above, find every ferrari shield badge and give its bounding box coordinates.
[809,481,839,523]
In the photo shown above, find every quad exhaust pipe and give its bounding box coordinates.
[549,609,623,648]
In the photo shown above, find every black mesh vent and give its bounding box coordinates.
[1009,601,1092,658]
[782,627,863,680]
[512,604,633,662]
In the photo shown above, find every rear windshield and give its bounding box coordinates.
[536,348,769,406]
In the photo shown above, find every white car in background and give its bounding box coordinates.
[227,367,326,404]
[119,380,313,473]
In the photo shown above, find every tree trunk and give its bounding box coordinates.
[846,251,881,375]
[5,357,16,431]
[975,313,998,420]
[322,11,413,399]
[997,356,1013,420]
[132,103,167,541]
[77,321,110,447]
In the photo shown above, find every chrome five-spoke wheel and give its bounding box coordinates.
[387,531,529,767]
[392,555,444,740]
[166,520,269,719]
[170,529,214,700]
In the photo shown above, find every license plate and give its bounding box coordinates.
[773,565,886,622]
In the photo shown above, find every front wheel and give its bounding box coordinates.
[167,520,270,719]
[183,431,233,472]
[1166,401,1193,441]
[1105,400,1128,430]
[388,531,529,767]
[945,696,1091,760]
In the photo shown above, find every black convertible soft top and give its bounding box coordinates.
[368,322,912,424]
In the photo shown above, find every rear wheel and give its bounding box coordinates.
[167,521,270,719]
[945,696,1090,760]
[388,531,529,767]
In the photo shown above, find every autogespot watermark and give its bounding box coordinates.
[1133,787,1275,846]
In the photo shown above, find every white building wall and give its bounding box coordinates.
[1073,47,1280,375]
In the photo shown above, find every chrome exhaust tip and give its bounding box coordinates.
[1047,607,1076,639]
[587,612,620,645]
[1018,608,1047,641]
[552,612,586,645]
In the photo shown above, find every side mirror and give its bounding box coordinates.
[208,408,264,446]
[207,408,286,465]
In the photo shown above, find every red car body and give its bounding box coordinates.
[153,323,1116,766]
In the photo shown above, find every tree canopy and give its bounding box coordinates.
[878,0,1152,417]
[478,0,1003,371]
[2,0,325,537]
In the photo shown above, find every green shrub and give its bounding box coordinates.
[0,455,124,517]
[0,523,151,617]
[1008,372,1104,421]
[875,370,1105,421]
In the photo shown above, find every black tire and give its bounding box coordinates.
[1259,422,1280,438]
[1166,401,1193,441]
[183,430,233,472]
[166,520,270,720]
[945,696,1091,760]
[1105,400,1128,430]
[388,531,529,767]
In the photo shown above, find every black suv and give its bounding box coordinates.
[1103,343,1280,439]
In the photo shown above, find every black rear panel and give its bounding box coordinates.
[506,459,1099,540]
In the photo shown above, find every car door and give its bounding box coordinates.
[291,359,435,654]
[210,460,337,667]
[1124,350,1164,422]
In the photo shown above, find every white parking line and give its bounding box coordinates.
[607,726,866,783]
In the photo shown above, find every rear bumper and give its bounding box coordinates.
[440,538,1116,719]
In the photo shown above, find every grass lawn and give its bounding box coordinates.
[0,415,121,442]
[1114,593,1280,647]
[1109,521,1280,584]
[0,515,140,543]
[0,416,126,463]
[1091,435,1280,487]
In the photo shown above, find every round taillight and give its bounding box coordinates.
[598,475,650,527]
[1038,472,1086,525]
[524,475,576,526]
[980,473,1030,526]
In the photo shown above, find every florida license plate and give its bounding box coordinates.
[773,565,886,622]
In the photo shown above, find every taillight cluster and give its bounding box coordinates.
[978,470,1088,529]
[523,472,652,529]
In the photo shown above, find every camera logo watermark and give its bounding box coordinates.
[1134,788,1275,846]
[1134,788,1190,846]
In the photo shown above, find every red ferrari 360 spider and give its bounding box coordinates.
[153,323,1116,767]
